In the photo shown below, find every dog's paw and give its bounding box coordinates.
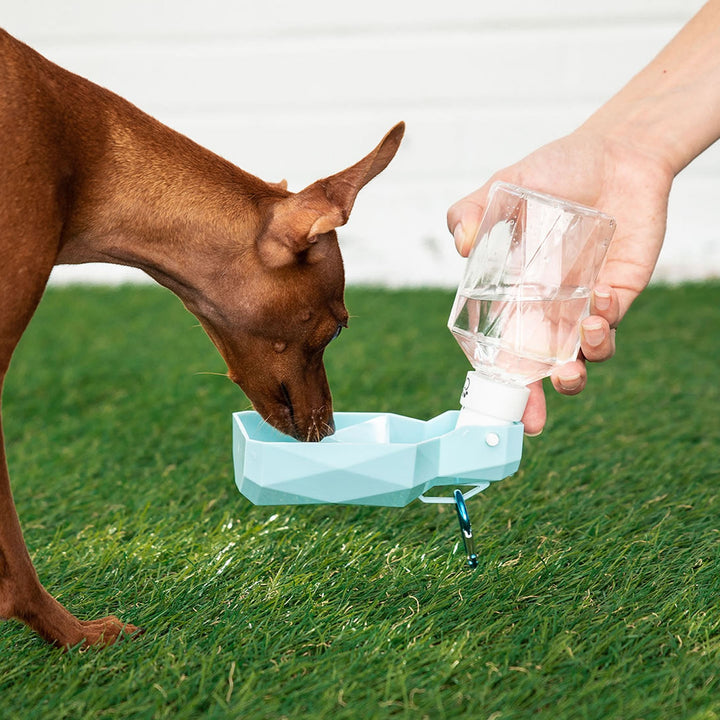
[78,615,144,648]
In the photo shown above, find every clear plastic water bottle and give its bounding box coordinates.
[448,182,616,426]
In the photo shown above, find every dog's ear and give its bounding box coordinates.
[258,122,404,267]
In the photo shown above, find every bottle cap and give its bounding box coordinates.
[457,370,530,426]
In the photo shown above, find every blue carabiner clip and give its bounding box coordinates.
[454,489,478,569]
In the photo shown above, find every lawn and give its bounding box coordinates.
[1,282,719,719]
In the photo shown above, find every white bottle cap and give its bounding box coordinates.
[456,370,530,427]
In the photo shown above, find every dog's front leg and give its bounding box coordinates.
[0,219,142,650]
[0,378,142,648]
[0,448,136,648]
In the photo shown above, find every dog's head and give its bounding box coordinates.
[197,123,404,440]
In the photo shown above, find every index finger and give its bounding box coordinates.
[447,188,490,257]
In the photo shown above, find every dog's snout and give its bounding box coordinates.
[277,381,333,442]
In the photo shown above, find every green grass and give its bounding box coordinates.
[1,281,720,719]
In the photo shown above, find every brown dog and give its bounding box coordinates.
[0,29,403,648]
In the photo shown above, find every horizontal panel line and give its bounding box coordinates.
[11,18,688,51]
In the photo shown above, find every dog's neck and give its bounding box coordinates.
[56,99,281,311]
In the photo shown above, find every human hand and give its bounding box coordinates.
[447,127,674,435]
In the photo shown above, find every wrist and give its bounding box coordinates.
[579,1,720,177]
[580,89,711,178]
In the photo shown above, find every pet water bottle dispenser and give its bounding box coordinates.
[231,181,615,567]
[448,182,616,427]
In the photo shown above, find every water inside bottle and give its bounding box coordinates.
[449,284,591,385]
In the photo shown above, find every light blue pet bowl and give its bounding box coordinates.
[232,410,524,507]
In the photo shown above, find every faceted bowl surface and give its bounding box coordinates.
[232,410,523,506]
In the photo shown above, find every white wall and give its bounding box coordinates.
[4,0,715,288]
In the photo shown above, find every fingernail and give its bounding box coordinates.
[557,371,582,391]
[524,429,543,438]
[582,320,605,347]
[453,222,466,251]
[593,289,611,312]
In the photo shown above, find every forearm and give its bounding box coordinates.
[582,0,720,176]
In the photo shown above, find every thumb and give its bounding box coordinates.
[521,380,547,437]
